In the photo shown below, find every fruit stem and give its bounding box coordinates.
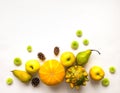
[91,49,101,55]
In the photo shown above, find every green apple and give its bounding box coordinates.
[25,59,40,74]
[60,52,75,67]
[89,66,105,81]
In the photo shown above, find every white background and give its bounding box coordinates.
[0,0,120,93]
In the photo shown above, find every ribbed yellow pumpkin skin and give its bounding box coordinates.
[39,59,65,86]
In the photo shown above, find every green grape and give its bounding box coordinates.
[76,30,82,37]
[101,78,110,87]
[6,77,13,85]
[14,57,22,66]
[83,39,89,46]
[71,41,79,50]
[27,45,32,52]
[109,66,116,74]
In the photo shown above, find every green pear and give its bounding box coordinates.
[76,49,100,66]
[12,70,32,83]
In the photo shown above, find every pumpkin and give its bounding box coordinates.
[39,59,65,86]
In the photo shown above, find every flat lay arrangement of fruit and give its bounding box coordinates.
[6,30,116,90]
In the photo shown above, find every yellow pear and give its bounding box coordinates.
[12,70,32,83]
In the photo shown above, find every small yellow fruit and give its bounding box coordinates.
[25,59,40,74]
[39,59,65,86]
[89,66,105,81]
[60,52,75,67]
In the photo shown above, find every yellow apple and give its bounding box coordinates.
[25,59,40,74]
[89,66,105,81]
[60,52,75,67]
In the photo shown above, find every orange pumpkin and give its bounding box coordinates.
[39,59,65,86]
